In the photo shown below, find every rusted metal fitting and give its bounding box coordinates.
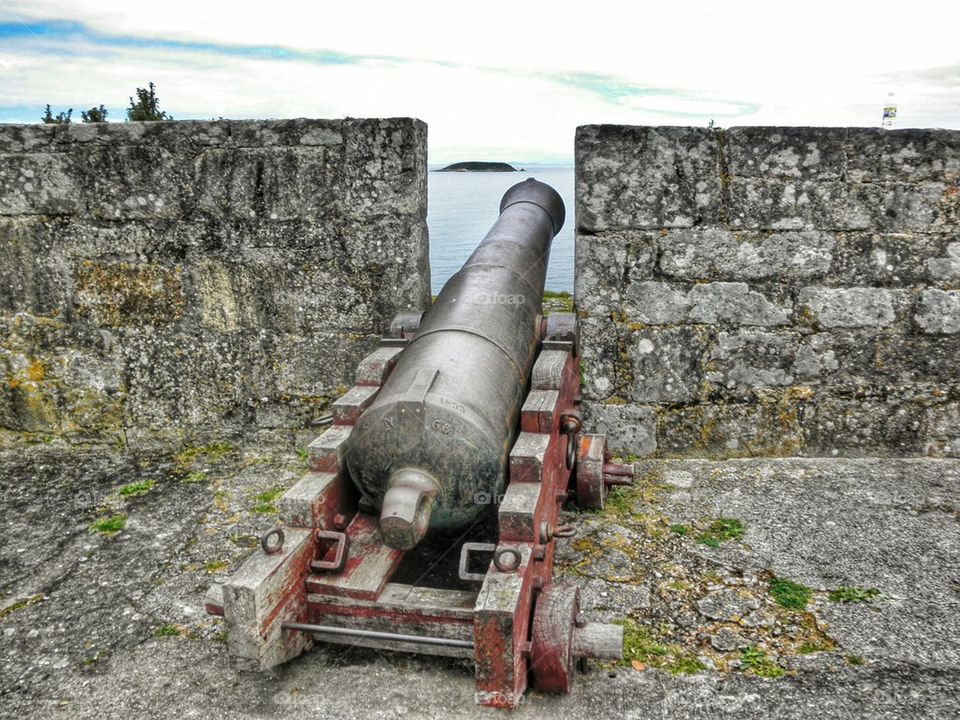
[560,413,582,471]
[260,527,285,555]
[311,529,348,573]
[493,547,522,573]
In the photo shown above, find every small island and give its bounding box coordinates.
[437,161,517,172]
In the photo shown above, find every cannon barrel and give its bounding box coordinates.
[344,178,565,549]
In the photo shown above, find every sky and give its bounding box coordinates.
[0,1,958,164]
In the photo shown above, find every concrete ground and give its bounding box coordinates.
[0,444,958,719]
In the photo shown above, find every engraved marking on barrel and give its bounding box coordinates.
[439,396,467,415]
[431,420,453,434]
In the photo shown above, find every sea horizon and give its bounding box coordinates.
[426,164,575,294]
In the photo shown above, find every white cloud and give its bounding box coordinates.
[1,1,958,160]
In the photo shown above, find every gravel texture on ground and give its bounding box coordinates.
[1,446,957,719]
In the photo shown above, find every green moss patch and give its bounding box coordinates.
[696,518,744,546]
[175,442,236,467]
[153,624,182,638]
[542,290,574,314]
[618,619,705,675]
[740,646,784,678]
[828,586,880,604]
[252,487,285,514]
[768,577,812,610]
[118,479,153,497]
[90,514,127,535]
[0,594,44,621]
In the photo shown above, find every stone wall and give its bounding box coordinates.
[0,118,429,447]
[576,126,960,458]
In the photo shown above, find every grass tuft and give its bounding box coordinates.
[252,487,285,514]
[118,479,153,497]
[153,624,182,638]
[696,518,744,547]
[617,619,705,675]
[828,586,880,604]
[768,576,812,610]
[90,514,127,535]
[740,646,784,678]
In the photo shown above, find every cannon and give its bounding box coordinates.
[204,179,629,709]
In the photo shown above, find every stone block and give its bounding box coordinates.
[725,127,847,180]
[798,287,901,328]
[829,233,954,286]
[914,289,960,334]
[576,125,722,231]
[80,145,188,220]
[706,329,801,398]
[925,402,960,458]
[0,153,81,215]
[624,326,708,402]
[658,228,834,281]
[581,401,657,457]
[843,128,960,183]
[799,395,927,456]
[656,395,808,457]
[926,242,960,282]
[75,261,184,328]
[687,282,792,326]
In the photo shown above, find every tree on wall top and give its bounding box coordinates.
[82,105,108,123]
[41,104,72,124]
[126,83,173,121]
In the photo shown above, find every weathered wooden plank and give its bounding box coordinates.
[473,543,533,709]
[355,345,403,386]
[308,583,475,619]
[204,583,224,617]
[304,514,404,600]
[520,389,559,433]
[331,385,379,425]
[306,424,352,473]
[278,471,345,528]
[572,622,624,660]
[509,432,550,484]
[531,350,569,390]
[303,632,473,659]
[306,583,475,648]
[221,527,315,670]
[498,482,542,543]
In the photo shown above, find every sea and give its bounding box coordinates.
[427,165,575,294]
